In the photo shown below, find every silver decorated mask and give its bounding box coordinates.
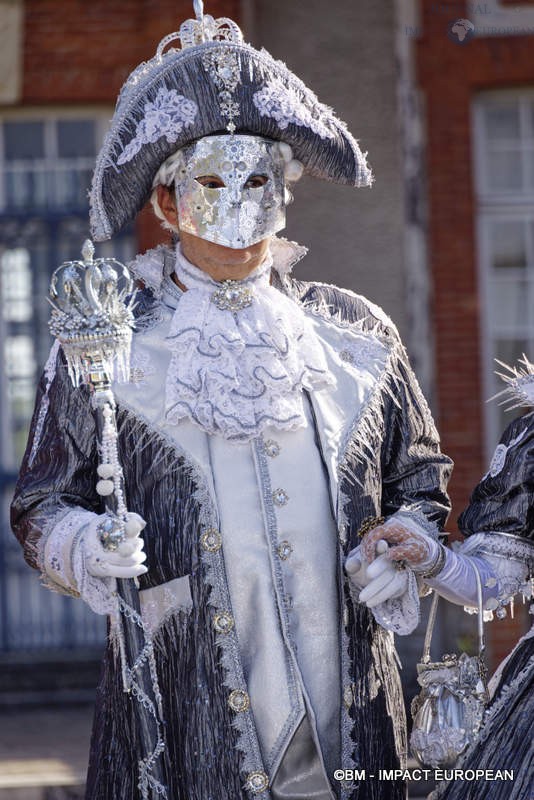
[173,135,286,249]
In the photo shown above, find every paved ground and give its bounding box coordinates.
[0,705,432,798]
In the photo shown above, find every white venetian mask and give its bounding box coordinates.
[173,134,286,249]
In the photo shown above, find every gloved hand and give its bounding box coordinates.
[345,539,389,589]
[84,512,148,579]
[346,538,409,608]
[358,559,409,608]
[361,517,438,571]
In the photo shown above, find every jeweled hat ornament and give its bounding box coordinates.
[90,0,373,242]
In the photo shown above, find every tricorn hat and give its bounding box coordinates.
[90,0,373,241]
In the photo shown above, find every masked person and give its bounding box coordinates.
[11,5,452,800]
[360,358,534,799]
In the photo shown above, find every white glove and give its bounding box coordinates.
[345,539,400,601]
[84,512,148,579]
[358,558,409,608]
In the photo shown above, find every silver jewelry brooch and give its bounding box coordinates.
[211,280,253,312]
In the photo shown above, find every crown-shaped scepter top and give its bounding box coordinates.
[49,239,136,387]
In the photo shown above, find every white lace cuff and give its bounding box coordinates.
[43,508,117,616]
[369,567,421,635]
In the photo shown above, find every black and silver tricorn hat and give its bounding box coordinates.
[90,0,373,242]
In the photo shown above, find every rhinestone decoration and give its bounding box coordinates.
[97,515,125,552]
[213,611,234,634]
[277,541,293,560]
[496,606,507,619]
[200,528,222,552]
[228,689,250,713]
[202,47,241,133]
[343,684,354,710]
[211,281,254,312]
[264,439,281,458]
[272,488,289,507]
[245,771,269,795]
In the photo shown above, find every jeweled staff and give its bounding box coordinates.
[48,239,167,800]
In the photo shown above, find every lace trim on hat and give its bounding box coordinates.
[117,87,198,166]
[253,79,336,141]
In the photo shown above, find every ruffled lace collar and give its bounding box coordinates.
[129,235,307,298]
[162,244,334,441]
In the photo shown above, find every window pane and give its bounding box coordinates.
[4,121,45,160]
[489,277,529,328]
[54,167,92,209]
[4,168,50,210]
[1,248,33,322]
[489,220,526,269]
[57,119,95,158]
[484,105,520,141]
[486,149,523,191]
[5,335,36,379]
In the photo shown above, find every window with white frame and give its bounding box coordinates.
[473,92,534,456]
[0,111,136,654]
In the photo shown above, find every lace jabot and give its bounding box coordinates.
[164,245,334,440]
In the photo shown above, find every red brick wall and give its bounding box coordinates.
[22,0,240,103]
[22,0,240,251]
[416,0,534,665]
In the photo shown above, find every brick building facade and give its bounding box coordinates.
[415,0,534,662]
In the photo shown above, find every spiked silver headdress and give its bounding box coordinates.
[90,0,373,242]
[494,355,534,409]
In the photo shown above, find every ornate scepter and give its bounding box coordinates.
[48,240,167,799]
